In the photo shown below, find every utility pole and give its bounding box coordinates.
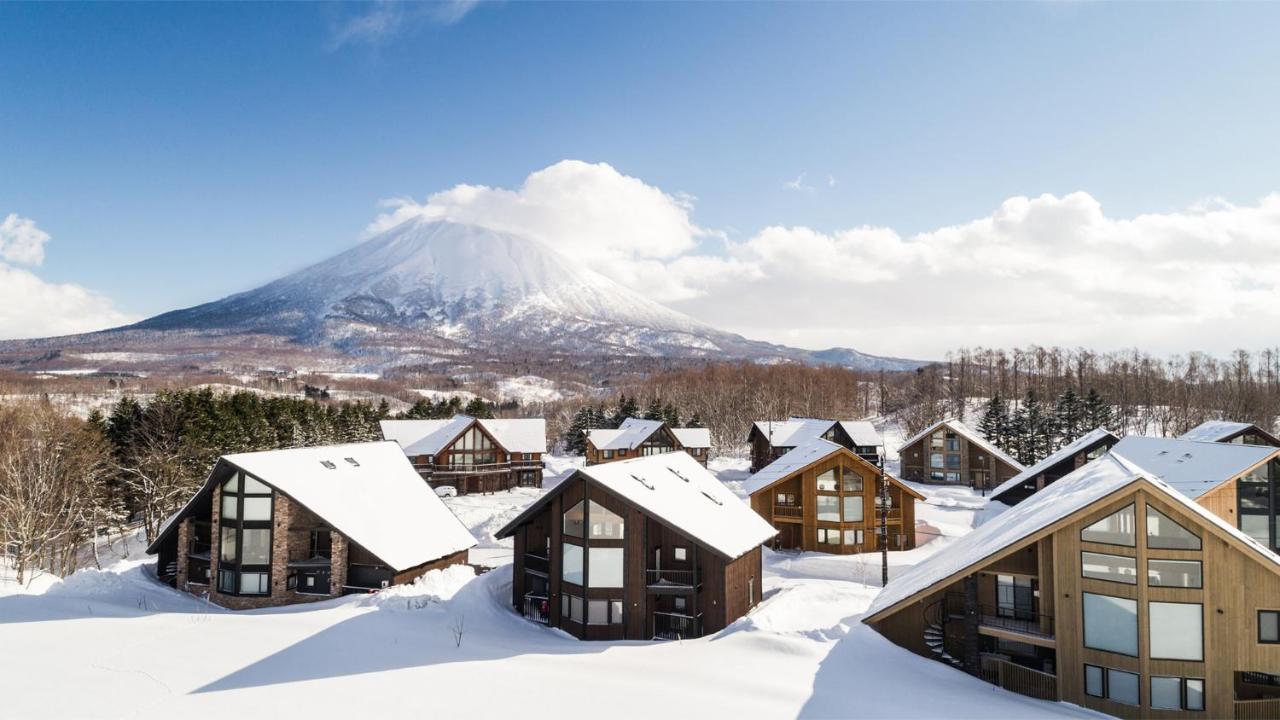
[878,450,889,587]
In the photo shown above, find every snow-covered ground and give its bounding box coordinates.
[0,455,1089,720]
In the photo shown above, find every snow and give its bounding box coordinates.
[896,418,1025,472]
[670,426,711,449]
[478,418,548,453]
[381,416,548,456]
[742,438,846,495]
[412,387,483,403]
[988,427,1119,502]
[752,417,840,448]
[586,417,665,450]
[494,375,565,404]
[215,442,477,571]
[0,455,1104,720]
[1111,435,1277,499]
[837,420,882,448]
[1178,419,1272,443]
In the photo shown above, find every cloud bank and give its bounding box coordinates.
[370,162,1280,357]
[0,214,137,340]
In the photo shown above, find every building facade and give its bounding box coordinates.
[380,416,546,494]
[496,452,775,641]
[585,418,710,466]
[748,418,883,473]
[897,419,1024,490]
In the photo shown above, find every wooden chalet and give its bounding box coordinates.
[380,416,546,495]
[748,418,883,473]
[1178,420,1280,448]
[496,451,776,641]
[990,428,1120,506]
[744,439,924,553]
[585,418,710,466]
[147,441,477,610]
[864,452,1280,719]
[898,418,1024,490]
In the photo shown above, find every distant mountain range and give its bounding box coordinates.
[0,219,926,375]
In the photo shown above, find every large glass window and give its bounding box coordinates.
[588,547,624,588]
[843,496,864,522]
[1146,505,1201,550]
[1147,559,1202,588]
[1084,664,1138,705]
[218,472,272,596]
[1149,601,1203,661]
[1152,676,1204,711]
[996,575,1035,620]
[1081,551,1137,585]
[1081,504,1135,546]
[241,529,271,565]
[562,543,584,585]
[587,599,609,625]
[842,473,863,493]
[1083,592,1138,656]
[816,496,840,522]
[563,501,585,537]
[816,469,838,492]
[561,593,583,623]
[929,453,944,469]
[588,502,625,539]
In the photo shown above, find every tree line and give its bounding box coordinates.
[975,388,1114,466]
[560,394,703,454]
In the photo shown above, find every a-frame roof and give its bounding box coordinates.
[380,416,547,456]
[1110,435,1279,500]
[896,418,1024,472]
[587,418,669,451]
[988,427,1119,503]
[1178,420,1280,446]
[742,438,925,501]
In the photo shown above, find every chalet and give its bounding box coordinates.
[1108,435,1280,555]
[495,451,776,641]
[864,451,1280,719]
[748,417,883,472]
[989,428,1120,506]
[146,441,477,610]
[744,439,924,553]
[380,416,546,494]
[1178,420,1280,447]
[585,418,710,466]
[897,418,1023,490]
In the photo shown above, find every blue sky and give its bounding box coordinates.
[3,2,1280,354]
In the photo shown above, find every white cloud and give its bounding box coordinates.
[784,173,814,192]
[0,215,137,340]
[329,0,479,49]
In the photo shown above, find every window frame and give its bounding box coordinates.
[1082,591,1139,658]
[1080,503,1137,548]
[1259,609,1280,644]
[1148,600,1204,662]
[1146,558,1202,589]
[1145,503,1202,551]
[217,471,274,597]
[1081,550,1138,585]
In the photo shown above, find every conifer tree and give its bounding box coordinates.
[661,401,681,428]
[643,398,664,421]
[563,406,594,455]
[977,395,1010,453]
[1083,388,1115,431]
[686,412,704,429]
[464,397,494,419]
[611,394,640,427]
[1053,388,1085,443]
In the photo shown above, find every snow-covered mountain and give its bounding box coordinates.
[2,219,924,372]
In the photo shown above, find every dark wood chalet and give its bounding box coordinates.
[380,416,546,495]
[989,428,1120,506]
[496,451,776,641]
[864,452,1280,719]
[585,418,710,466]
[898,418,1024,490]
[745,440,924,553]
[1178,420,1280,447]
[147,441,477,610]
[748,418,882,473]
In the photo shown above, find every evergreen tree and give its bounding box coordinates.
[464,397,494,419]
[1011,391,1053,465]
[977,395,1011,453]
[1083,388,1115,431]
[643,398,664,421]
[661,401,681,428]
[686,412,704,429]
[610,394,640,427]
[1053,388,1085,443]
[563,406,594,455]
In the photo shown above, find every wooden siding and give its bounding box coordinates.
[899,422,1019,489]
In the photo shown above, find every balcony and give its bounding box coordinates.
[187,540,211,561]
[646,568,699,592]
[943,592,1055,647]
[522,594,550,625]
[773,504,803,520]
[653,611,701,640]
[524,553,550,575]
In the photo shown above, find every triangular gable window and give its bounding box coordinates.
[1146,504,1201,550]
[1081,503,1136,547]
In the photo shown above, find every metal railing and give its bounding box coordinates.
[522,594,550,625]
[653,611,701,640]
[980,655,1058,701]
[773,504,803,518]
[646,569,698,587]
[524,553,550,575]
[980,605,1055,639]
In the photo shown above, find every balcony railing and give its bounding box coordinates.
[646,569,698,588]
[524,553,550,575]
[773,504,803,519]
[1236,698,1280,719]
[980,654,1058,701]
[522,594,550,625]
[653,611,702,640]
[981,605,1055,639]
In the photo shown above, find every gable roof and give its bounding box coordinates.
[670,427,711,449]
[742,437,924,500]
[750,418,836,448]
[1179,420,1280,446]
[988,427,1119,502]
[865,451,1280,622]
[896,418,1024,472]
[587,418,667,450]
[380,416,547,456]
[147,441,477,572]
[1110,435,1278,500]
[496,451,776,560]
[838,420,883,448]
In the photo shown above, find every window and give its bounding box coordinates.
[996,575,1035,620]
[842,473,863,493]
[945,435,960,452]
[1083,592,1138,656]
[945,454,961,469]
[674,596,686,611]
[816,528,840,546]
[562,543,584,585]
[1147,559,1202,588]
[1081,504,1135,546]
[588,501,625,539]
[239,572,268,595]
[561,594,584,623]
[523,453,533,461]
[1149,601,1203,661]
[1085,664,1140,706]
[602,449,614,459]
[945,472,960,483]
[843,529,863,546]
[221,494,238,520]
[217,472,272,596]
[930,471,946,482]
[1152,676,1205,711]
[929,453,944,469]
[220,526,238,563]
[930,431,945,450]
[240,529,271,565]
[310,530,332,559]
[1145,505,1201,550]
[610,600,623,625]
[1084,664,1104,697]
[563,501,585,537]
[816,496,840,522]
[775,492,796,505]
[587,547,624,588]
[218,568,236,593]
[674,547,687,561]
[843,496,864,522]
[1259,610,1279,643]
[588,599,609,625]
[816,469,838,491]
[1081,551,1137,584]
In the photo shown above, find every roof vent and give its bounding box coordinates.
[344,457,360,467]
[668,467,690,483]
[320,460,336,470]
[701,490,723,506]
[1182,452,1193,459]
[630,473,654,490]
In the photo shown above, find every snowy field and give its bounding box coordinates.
[0,457,1099,720]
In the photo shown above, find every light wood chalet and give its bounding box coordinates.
[748,418,883,473]
[147,441,477,610]
[380,416,546,495]
[744,439,924,553]
[585,418,710,466]
[990,428,1121,506]
[898,418,1024,490]
[864,452,1280,719]
[1178,420,1280,448]
[496,451,776,641]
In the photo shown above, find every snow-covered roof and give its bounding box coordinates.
[989,427,1119,502]
[896,418,1024,471]
[380,416,547,456]
[1109,435,1278,500]
[866,451,1280,621]
[751,418,835,448]
[497,452,776,559]
[147,442,477,572]
[671,427,711,449]
[743,438,847,496]
[587,418,666,450]
[1178,420,1278,445]
[838,420,883,448]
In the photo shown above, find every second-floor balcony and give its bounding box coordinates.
[653,611,702,640]
[646,568,699,591]
[524,552,550,575]
[943,592,1055,645]
[773,504,803,520]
